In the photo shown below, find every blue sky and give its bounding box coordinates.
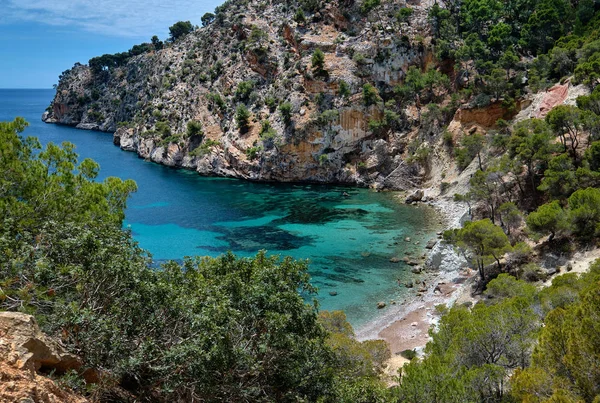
[0,0,224,88]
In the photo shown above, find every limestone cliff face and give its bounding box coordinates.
[43,0,434,187]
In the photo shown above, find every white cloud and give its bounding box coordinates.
[4,0,222,38]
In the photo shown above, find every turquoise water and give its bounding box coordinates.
[0,89,439,326]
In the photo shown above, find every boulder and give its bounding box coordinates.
[389,256,401,263]
[329,291,338,296]
[411,266,422,274]
[377,301,386,309]
[405,190,424,203]
[426,241,469,272]
[0,312,80,373]
[425,239,437,249]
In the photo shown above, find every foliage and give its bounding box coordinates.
[446,219,511,283]
[399,285,539,402]
[456,133,485,170]
[279,102,293,126]
[169,21,194,42]
[361,0,381,15]
[312,48,327,77]
[511,260,600,402]
[526,201,568,241]
[185,120,203,139]
[201,12,215,27]
[362,84,380,107]
[235,104,251,133]
[235,80,255,103]
[0,119,343,401]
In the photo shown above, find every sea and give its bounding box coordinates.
[0,88,440,327]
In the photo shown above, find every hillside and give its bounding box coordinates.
[42,0,446,187]
[25,0,600,400]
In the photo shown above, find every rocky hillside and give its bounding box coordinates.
[0,312,88,403]
[43,0,445,187]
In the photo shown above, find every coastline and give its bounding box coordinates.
[355,195,475,378]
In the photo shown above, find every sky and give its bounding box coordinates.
[0,0,224,88]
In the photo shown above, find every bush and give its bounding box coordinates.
[279,102,293,125]
[362,83,380,106]
[400,349,417,360]
[186,120,203,138]
[236,104,251,133]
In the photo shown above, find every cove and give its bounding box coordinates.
[1,89,439,327]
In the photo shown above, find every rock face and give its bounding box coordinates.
[426,241,469,272]
[41,0,435,188]
[0,312,80,373]
[0,312,87,403]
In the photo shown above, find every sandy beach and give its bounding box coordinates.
[356,195,476,379]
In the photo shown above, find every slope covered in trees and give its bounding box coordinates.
[15,0,600,400]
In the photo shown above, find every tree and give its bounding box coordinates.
[201,12,215,27]
[526,200,568,241]
[294,8,306,24]
[169,21,193,42]
[508,119,558,202]
[186,120,203,139]
[338,80,351,98]
[312,48,326,77]
[397,7,414,24]
[457,133,486,170]
[400,286,539,402]
[511,269,600,401]
[538,153,578,199]
[546,105,588,166]
[279,102,293,126]
[498,202,523,236]
[361,0,381,14]
[448,219,511,283]
[0,119,341,401]
[151,35,163,50]
[234,80,255,102]
[362,83,380,107]
[235,104,251,133]
[567,187,600,240]
[469,168,505,223]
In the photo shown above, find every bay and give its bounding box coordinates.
[0,89,439,326]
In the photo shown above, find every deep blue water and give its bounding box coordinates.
[0,89,439,326]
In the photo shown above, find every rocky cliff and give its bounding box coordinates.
[0,312,88,403]
[43,0,440,188]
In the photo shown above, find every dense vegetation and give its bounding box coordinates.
[0,118,390,401]
[3,117,600,402]
[18,0,600,400]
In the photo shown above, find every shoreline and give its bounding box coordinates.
[355,195,475,378]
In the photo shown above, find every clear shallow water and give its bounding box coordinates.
[0,89,439,326]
